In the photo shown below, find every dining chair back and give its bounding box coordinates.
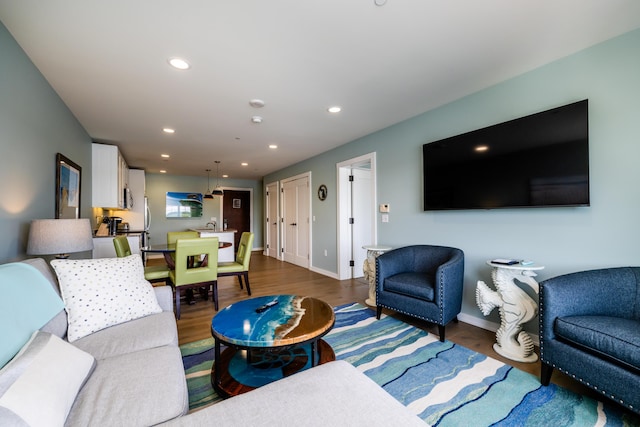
[113,236,171,285]
[218,232,254,295]
[167,231,199,264]
[169,237,219,318]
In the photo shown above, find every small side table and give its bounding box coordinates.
[476,261,544,363]
[362,245,392,307]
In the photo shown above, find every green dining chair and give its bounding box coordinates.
[167,231,199,264]
[113,236,172,285]
[218,232,254,296]
[169,237,219,319]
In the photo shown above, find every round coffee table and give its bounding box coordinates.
[211,295,335,397]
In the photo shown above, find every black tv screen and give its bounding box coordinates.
[423,100,589,211]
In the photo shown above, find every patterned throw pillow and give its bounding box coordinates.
[51,255,162,342]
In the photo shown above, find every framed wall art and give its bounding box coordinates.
[55,153,81,219]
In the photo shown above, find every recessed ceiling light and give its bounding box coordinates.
[251,116,263,124]
[222,174,229,178]
[161,154,170,158]
[168,58,190,70]
[163,128,175,134]
[160,170,167,174]
[269,144,278,149]
[475,145,489,152]
[327,106,342,113]
[249,99,265,108]
[241,162,248,166]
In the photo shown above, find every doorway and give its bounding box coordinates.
[222,189,252,250]
[337,153,376,280]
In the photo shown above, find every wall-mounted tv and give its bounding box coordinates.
[422,99,589,211]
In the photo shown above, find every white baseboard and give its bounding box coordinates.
[310,265,339,279]
[457,313,540,347]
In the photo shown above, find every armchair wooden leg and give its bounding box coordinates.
[438,325,445,342]
[541,363,554,386]
[212,280,219,311]
[243,272,251,296]
[238,275,244,290]
[376,306,383,319]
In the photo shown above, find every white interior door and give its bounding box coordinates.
[282,174,310,268]
[265,181,279,258]
[351,168,373,278]
[337,153,377,280]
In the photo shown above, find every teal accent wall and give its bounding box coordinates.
[0,22,92,263]
[146,173,263,249]
[265,28,640,328]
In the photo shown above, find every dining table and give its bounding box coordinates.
[141,241,232,269]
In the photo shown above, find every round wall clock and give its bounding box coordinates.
[317,184,328,201]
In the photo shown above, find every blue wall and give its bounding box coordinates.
[264,29,640,328]
[0,22,92,263]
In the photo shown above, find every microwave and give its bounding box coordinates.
[123,187,133,209]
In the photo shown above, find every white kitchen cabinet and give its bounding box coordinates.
[92,235,141,258]
[92,143,129,208]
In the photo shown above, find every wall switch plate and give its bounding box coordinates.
[382,214,389,222]
[379,203,390,213]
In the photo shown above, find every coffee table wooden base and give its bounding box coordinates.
[212,339,335,398]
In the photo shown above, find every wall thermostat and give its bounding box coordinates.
[379,203,390,213]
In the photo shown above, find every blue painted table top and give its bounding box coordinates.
[211,295,334,347]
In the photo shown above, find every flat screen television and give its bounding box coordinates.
[422,99,589,211]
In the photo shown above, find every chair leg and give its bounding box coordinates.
[541,363,554,386]
[243,272,251,296]
[237,274,244,290]
[376,306,383,319]
[212,280,219,311]
[438,325,445,342]
[175,288,181,320]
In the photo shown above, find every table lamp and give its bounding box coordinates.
[27,218,94,259]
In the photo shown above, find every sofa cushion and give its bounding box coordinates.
[555,315,640,371]
[160,360,425,427]
[0,331,95,426]
[51,255,162,342]
[0,262,65,367]
[67,346,188,426]
[384,272,435,301]
[72,311,179,360]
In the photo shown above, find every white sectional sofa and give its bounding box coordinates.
[0,256,423,426]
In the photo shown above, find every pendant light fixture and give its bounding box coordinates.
[212,161,224,196]
[203,169,214,199]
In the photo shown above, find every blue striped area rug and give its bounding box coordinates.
[180,303,640,426]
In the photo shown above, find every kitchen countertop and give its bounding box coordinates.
[190,228,238,233]
[93,230,145,238]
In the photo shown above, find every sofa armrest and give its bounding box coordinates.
[540,267,639,342]
[154,286,174,312]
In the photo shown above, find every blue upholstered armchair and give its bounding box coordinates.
[375,245,464,342]
[539,267,640,414]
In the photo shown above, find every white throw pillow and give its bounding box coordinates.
[51,255,162,342]
[0,330,95,426]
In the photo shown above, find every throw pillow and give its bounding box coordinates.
[0,330,96,426]
[51,254,162,342]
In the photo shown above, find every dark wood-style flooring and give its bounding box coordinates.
[150,253,607,406]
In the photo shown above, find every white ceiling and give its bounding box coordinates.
[1,1,640,180]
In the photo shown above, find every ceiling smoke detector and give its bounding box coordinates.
[249,99,265,108]
[251,116,263,124]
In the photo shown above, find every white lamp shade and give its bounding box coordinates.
[27,218,94,257]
